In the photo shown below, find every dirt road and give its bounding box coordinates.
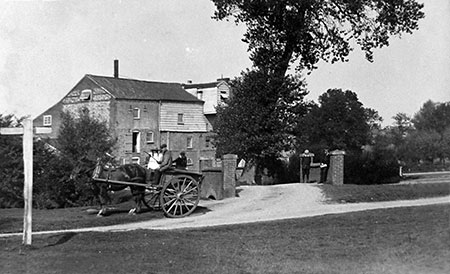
[1,182,448,237]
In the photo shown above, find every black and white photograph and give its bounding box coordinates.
[1,0,449,273]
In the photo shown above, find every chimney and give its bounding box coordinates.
[217,77,230,82]
[114,59,119,78]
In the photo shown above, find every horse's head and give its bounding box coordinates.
[68,155,107,182]
[91,153,118,180]
[92,157,106,179]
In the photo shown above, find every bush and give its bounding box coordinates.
[0,115,24,208]
[0,138,97,209]
[345,147,401,185]
[0,109,115,209]
[33,140,97,208]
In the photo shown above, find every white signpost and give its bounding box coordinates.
[0,118,51,245]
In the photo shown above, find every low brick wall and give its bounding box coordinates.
[201,168,223,200]
[200,154,238,200]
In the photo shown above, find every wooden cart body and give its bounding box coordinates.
[93,165,203,218]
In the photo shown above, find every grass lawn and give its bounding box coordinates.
[319,182,450,204]
[1,204,449,274]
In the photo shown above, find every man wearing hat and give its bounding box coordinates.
[153,144,172,184]
[173,151,188,170]
[301,149,314,183]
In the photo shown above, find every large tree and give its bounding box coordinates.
[295,88,381,152]
[212,0,424,77]
[214,70,307,166]
[211,0,424,181]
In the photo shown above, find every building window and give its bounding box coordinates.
[205,137,211,148]
[187,136,193,149]
[79,89,92,101]
[197,90,203,100]
[43,115,52,126]
[219,90,229,104]
[146,131,154,143]
[132,131,140,153]
[131,157,140,165]
[178,113,184,125]
[133,108,140,119]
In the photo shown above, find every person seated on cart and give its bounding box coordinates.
[153,144,172,185]
[173,151,187,170]
[145,148,161,184]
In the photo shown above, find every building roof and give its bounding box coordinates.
[182,78,230,90]
[86,74,203,103]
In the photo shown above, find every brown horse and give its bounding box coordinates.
[91,157,148,216]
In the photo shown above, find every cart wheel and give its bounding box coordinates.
[160,175,200,218]
[143,188,161,210]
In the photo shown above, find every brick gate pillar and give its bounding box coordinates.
[329,150,346,185]
[222,154,238,198]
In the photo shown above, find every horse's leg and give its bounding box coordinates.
[128,187,145,215]
[97,184,111,216]
[136,189,145,213]
[91,182,105,216]
[128,187,137,215]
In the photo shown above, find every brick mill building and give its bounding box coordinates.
[34,65,221,171]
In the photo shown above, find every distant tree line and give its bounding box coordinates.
[382,100,450,172]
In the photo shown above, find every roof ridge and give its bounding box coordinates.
[86,74,183,85]
[84,74,203,103]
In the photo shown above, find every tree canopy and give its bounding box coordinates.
[58,108,116,164]
[55,108,117,206]
[405,101,450,167]
[214,70,307,162]
[210,0,424,182]
[377,101,450,172]
[412,100,450,135]
[295,88,381,152]
[212,0,424,76]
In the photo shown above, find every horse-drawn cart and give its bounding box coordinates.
[92,158,203,218]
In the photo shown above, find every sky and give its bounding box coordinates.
[0,0,449,126]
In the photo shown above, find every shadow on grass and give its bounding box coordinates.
[46,232,77,247]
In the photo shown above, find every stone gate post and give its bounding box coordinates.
[222,154,237,198]
[329,150,345,185]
